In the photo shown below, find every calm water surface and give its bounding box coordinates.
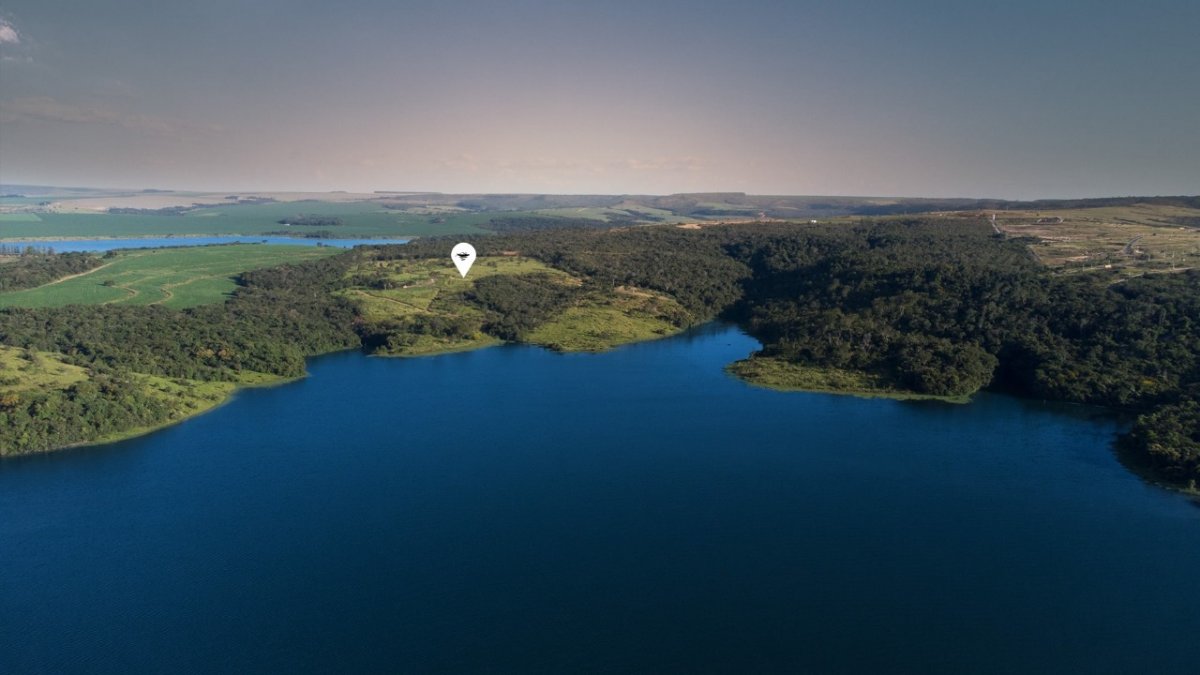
[2,236,408,252]
[2,325,1198,673]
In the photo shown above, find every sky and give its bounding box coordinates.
[0,0,1197,198]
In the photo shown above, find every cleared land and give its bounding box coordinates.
[341,256,566,355]
[990,203,1200,277]
[343,255,688,355]
[0,345,89,395]
[0,244,338,309]
[525,287,686,352]
[345,256,569,317]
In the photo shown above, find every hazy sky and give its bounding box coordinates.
[1,0,1197,198]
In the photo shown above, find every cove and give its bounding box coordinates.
[2,324,1199,673]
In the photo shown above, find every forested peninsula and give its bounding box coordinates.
[1,218,1197,489]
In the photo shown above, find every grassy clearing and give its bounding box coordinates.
[992,204,1200,276]
[0,346,89,394]
[342,255,571,320]
[0,213,42,222]
[343,255,568,356]
[525,287,686,351]
[727,356,968,402]
[344,254,689,355]
[0,244,338,309]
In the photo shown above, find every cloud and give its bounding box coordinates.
[0,19,19,45]
[0,96,222,135]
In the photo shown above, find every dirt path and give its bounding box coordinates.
[27,250,153,289]
[101,285,139,304]
[355,289,431,313]
[153,286,175,305]
[40,260,120,286]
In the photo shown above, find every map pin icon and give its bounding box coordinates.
[451,242,477,278]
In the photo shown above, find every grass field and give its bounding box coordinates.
[529,201,690,224]
[525,287,686,351]
[342,256,561,355]
[0,346,89,395]
[992,204,1200,277]
[343,255,572,321]
[0,200,525,239]
[0,244,339,309]
[343,254,689,355]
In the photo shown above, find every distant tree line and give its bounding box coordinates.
[278,215,344,227]
[108,206,196,216]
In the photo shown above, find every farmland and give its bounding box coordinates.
[991,203,1200,277]
[0,244,339,309]
[0,201,503,239]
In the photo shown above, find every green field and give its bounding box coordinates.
[0,201,525,239]
[524,287,687,351]
[341,254,693,355]
[344,256,569,319]
[0,345,90,395]
[341,256,564,355]
[529,201,690,224]
[0,244,339,309]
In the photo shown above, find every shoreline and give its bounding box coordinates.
[726,357,971,403]
[82,373,305,449]
[9,322,701,456]
[2,372,305,460]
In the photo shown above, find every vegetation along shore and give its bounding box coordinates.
[1,212,1197,491]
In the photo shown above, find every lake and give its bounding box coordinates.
[0,236,409,252]
[2,324,1199,673]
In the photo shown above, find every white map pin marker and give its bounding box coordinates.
[451,242,477,278]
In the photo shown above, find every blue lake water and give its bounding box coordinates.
[2,324,1199,673]
[0,236,408,252]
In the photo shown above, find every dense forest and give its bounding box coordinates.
[1,220,1197,489]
